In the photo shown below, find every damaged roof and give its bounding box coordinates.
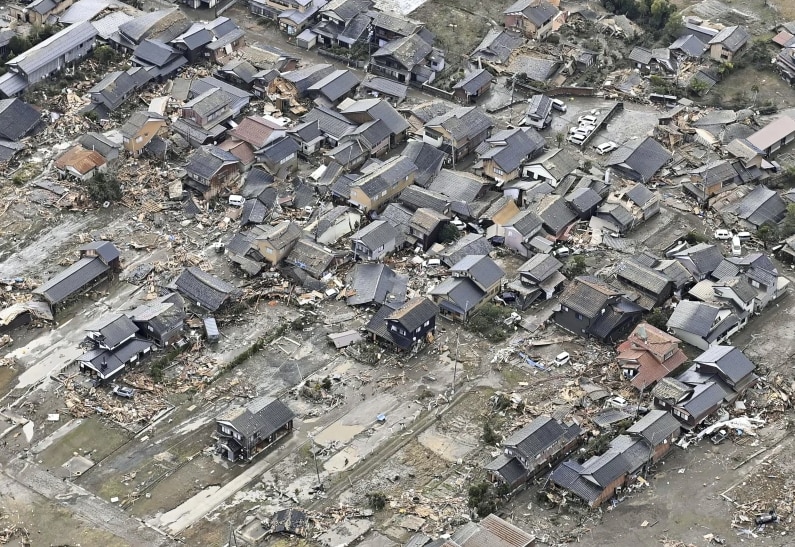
[173,266,240,311]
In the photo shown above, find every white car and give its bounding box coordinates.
[595,141,618,155]
[554,352,570,366]
[567,133,586,145]
[569,126,591,135]
[714,229,733,240]
[551,98,567,112]
[736,231,752,241]
[578,114,598,125]
[578,124,596,133]
[228,194,245,207]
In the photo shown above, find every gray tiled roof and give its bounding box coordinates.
[708,25,749,52]
[217,396,294,438]
[425,106,493,143]
[734,185,786,227]
[681,381,725,419]
[674,243,724,277]
[506,209,543,236]
[440,233,493,266]
[503,416,581,460]
[347,263,407,306]
[174,266,239,311]
[372,33,432,69]
[308,69,360,102]
[400,185,449,213]
[402,141,446,187]
[471,28,524,64]
[302,105,355,140]
[669,34,707,57]
[626,410,680,443]
[607,137,672,182]
[185,145,239,180]
[451,254,504,290]
[519,253,562,282]
[34,257,109,305]
[558,276,622,318]
[359,75,408,99]
[629,46,653,65]
[615,258,671,294]
[386,297,438,332]
[566,187,602,212]
[666,300,720,337]
[453,68,492,94]
[428,169,486,201]
[480,127,544,173]
[624,183,655,206]
[286,239,334,278]
[86,313,138,348]
[351,220,397,250]
[694,345,754,385]
[282,64,335,94]
[0,99,41,141]
[534,194,576,235]
[429,277,484,314]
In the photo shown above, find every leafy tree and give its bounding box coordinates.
[83,172,122,204]
[688,78,709,96]
[645,307,672,330]
[439,222,460,244]
[781,204,795,238]
[366,492,387,511]
[756,224,779,248]
[483,421,499,444]
[468,482,498,517]
[93,45,121,67]
[564,255,587,278]
[684,230,708,244]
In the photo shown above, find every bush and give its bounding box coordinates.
[468,482,498,517]
[563,255,587,278]
[684,230,708,244]
[439,222,460,244]
[466,303,512,342]
[82,172,122,203]
[645,307,672,330]
[366,492,387,511]
[483,420,499,444]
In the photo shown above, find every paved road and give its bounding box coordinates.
[1,458,175,547]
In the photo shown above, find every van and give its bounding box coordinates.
[567,133,586,146]
[551,98,567,112]
[554,352,570,366]
[736,231,752,241]
[228,194,245,207]
[731,235,742,257]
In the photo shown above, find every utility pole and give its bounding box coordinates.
[310,435,323,491]
[452,330,459,397]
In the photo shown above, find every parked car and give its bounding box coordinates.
[567,133,586,146]
[732,235,742,257]
[578,124,597,133]
[578,114,598,125]
[551,98,567,112]
[112,386,135,399]
[554,352,570,366]
[606,395,628,409]
[228,194,245,207]
[714,229,733,240]
[595,141,618,155]
[736,231,752,241]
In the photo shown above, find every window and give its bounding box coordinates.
[423,320,430,327]
[494,167,504,175]
[576,313,583,321]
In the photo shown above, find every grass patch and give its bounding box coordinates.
[465,303,513,342]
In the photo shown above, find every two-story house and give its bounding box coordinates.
[216,396,295,462]
[486,416,582,489]
[503,0,565,40]
[254,220,303,265]
[429,254,505,321]
[365,296,438,350]
[408,208,448,250]
[478,127,545,184]
[120,111,167,157]
[503,209,544,258]
[554,276,644,343]
[708,25,749,62]
[370,32,443,84]
[507,253,566,309]
[422,106,494,162]
[313,0,373,48]
[76,313,154,383]
[348,156,418,212]
[617,322,688,391]
[614,258,673,311]
[184,145,243,199]
[127,292,186,348]
[665,299,743,351]
[350,220,398,261]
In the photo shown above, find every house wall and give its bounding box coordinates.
[348,187,374,211]
[483,159,520,183]
[431,294,468,322]
[353,237,396,260]
[123,119,166,156]
[14,34,96,84]
[591,474,627,508]
[384,316,436,348]
[504,226,533,257]
[710,43,741,62]
[554,308,593,337]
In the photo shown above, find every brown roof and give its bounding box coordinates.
[54,145,106,175]
[219,139,255,165]
[229,115,284,148]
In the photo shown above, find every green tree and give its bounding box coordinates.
[366,492,387,511]
[483,421,499,445]
[83,171,122,204]
[93,45,120,67]
[468,482,498,517]
[564,255,587,278]
[756,224,779,249]
[645,307,672,330]
[780,203,795,238]
[688,78,709,96]
[439,222,460,244]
